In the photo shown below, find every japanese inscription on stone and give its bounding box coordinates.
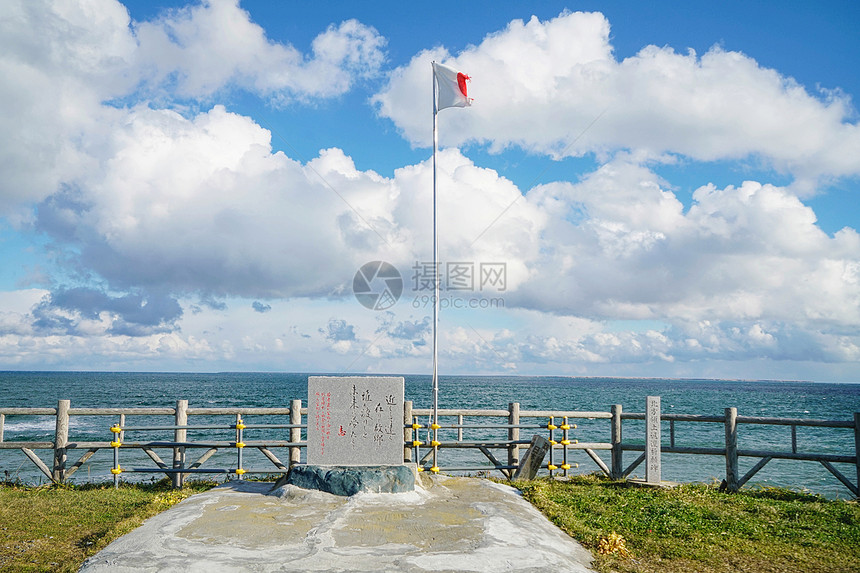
[645,396,661,484]
[307,376,404,466]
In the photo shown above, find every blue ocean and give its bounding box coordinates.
[1,372,858,498]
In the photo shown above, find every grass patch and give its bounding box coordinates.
[0,479,217,572]
[509,474,860,573]
[2,474,857,572]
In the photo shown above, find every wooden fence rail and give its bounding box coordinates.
[0,400,305,488]
[1,400,857,496]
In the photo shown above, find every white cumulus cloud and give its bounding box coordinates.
[0,0,387,217]
[374,10,860,192]
[134,0,386,100]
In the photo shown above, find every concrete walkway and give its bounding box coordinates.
[79,475,594,572]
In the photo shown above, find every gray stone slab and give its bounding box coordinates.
[646,396,661,484]
[512,435,551,481]
[278,464,416,496]
[307,376,404,466]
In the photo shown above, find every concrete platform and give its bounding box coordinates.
[79,474,594,572]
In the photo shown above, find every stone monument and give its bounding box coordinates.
[645,396,661,484]
[281,376,415,496]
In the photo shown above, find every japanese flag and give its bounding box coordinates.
[433,61,471,111]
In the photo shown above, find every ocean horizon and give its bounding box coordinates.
[1,372,858,498]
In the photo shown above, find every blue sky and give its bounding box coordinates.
[1,0,859,381]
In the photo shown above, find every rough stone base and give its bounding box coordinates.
[274,464,416,496]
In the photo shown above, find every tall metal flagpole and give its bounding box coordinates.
[431,61,440,472]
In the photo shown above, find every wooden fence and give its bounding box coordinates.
[1,399,858,496]
[0,400,303,488]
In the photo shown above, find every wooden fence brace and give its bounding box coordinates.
[737,456,772,489]
[477,446,508,478]
[290,399,302,467]
[419,448,434,465]
[187,448,219,474]
[143,448,171,477]
[610,404,622,479]
[65,448,99,479]
[584,448,611,477]
[22,447,53,481]
[724,407,739,492]
[623,452,646,478]
[819,460,859,497]
[403,400,413,462]
[257,447,287,470]
[508,402,520,469]
[52,400,70,483]
[173,400,188,488]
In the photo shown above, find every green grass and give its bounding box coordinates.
[509,474,860,573]
[0,479,217,572]
[2,475,858,572]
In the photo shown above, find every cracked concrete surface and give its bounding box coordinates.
[79,474,594,572]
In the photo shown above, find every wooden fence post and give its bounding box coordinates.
[611,404,623,479]
[290,399,302,467]
[508,402,520,469]
[403,400,413,463]
[172,399,188,488]
[724,407,739,492]
[854,412,860,497]
[52,400,70,483]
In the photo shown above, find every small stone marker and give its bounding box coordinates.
[645,396,661,484]
[307,376,405,466]
[512,435,551,481]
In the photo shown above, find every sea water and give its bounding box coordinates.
[1,372,858,498]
